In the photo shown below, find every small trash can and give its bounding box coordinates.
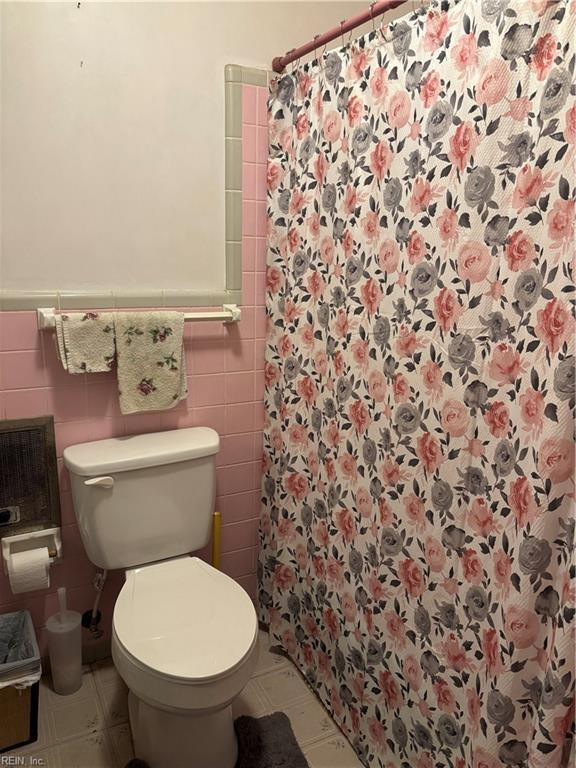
[0,610,41,753]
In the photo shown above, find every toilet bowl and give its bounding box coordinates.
[112,556,259,768]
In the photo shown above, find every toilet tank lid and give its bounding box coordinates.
[63,427,220,476]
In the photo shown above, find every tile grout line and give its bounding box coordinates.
[9,644,361,767]
[91,663,132,768]
[37,669,127,767]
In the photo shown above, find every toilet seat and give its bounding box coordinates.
[113,556,258,683]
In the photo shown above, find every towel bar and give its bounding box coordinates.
[36,304,241,330]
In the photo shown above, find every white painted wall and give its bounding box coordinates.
[0,1,371,295]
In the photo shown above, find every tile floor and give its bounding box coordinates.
[6,631,363,768]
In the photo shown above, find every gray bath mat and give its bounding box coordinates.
[124,712,309,768]
[235,712,310,768]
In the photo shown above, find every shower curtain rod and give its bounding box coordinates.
[272,0,409,73]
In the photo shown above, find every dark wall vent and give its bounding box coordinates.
[0,416,60,538]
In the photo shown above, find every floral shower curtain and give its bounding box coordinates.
[259,0,575,766]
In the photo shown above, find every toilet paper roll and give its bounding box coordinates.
[7,547,51,594]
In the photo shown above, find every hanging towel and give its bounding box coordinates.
[114,311,188,415]
[55,311,116,373]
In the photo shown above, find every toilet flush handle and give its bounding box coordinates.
[84,476,114,488]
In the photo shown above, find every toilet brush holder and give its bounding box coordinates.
[46,588,82,695]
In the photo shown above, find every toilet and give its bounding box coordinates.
[63,427,259,768]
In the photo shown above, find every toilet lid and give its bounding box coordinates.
[113,557,258,682]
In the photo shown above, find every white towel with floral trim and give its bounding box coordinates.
[114,312,188,415]
[55,311,116,374]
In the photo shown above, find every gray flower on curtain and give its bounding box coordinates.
[414,605,432,635]
[448,334,476,368]
[498,131,534,166]
[437,601,458,628]
[441,525,466,550]
[391,718,408,748]
[494,439,517,476]
[373,317,391,346]
[514,268,542,310]
[391,21,412,56]
[464,166,496,207]
[414,723,434,750]
[426,101,454,141]
[487,691,516,727]
[284,357,300,380]
[345,257,363,285]
[480,311,512,342]
[293,250,310,276]
[363,439,377,464]
[420,651,441,676]
[463,467,488,494]
[336,376,352,403]
[464,381,489,409]
[431,480,454,510]
[382,178,403,209]
[499,741,528,766]
[411,262,438,297]
[518,536,552,574]
[276,75,295,105]
[554,357,575,401]
[481,0,510,23]
[540,68,571,118]
[322,184,337,212]
[299,136,315,163]
[395,217,411,244]
[324,51,342,83]
[405,149,422,178]
[484,215,510,246]
[500,23,534,60]
[317,303,329,327]
[465,586,489,620]
[278,189,290,213]
[395,403,420,433]
[437,714,462,748]
[535,586,560,617]
[380,528,403,556]
[405,61,423,91]
[351,123,372,156]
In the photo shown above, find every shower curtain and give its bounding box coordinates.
[259,0,575,766]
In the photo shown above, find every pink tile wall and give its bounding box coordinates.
[242,83,268,275]
[0,82,269,656]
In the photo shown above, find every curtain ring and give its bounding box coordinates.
[316,41,327,71]
[369,2,376,31]
[378,14,386,39]
[340,20,345,48]
[313,34,320,63]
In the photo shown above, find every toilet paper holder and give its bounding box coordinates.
[1,527,62,574]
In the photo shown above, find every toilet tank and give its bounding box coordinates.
[63,428,219,570]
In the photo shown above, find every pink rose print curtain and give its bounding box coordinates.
[259,0,576,766]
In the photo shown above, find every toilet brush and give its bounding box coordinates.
[46,587,82,695]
